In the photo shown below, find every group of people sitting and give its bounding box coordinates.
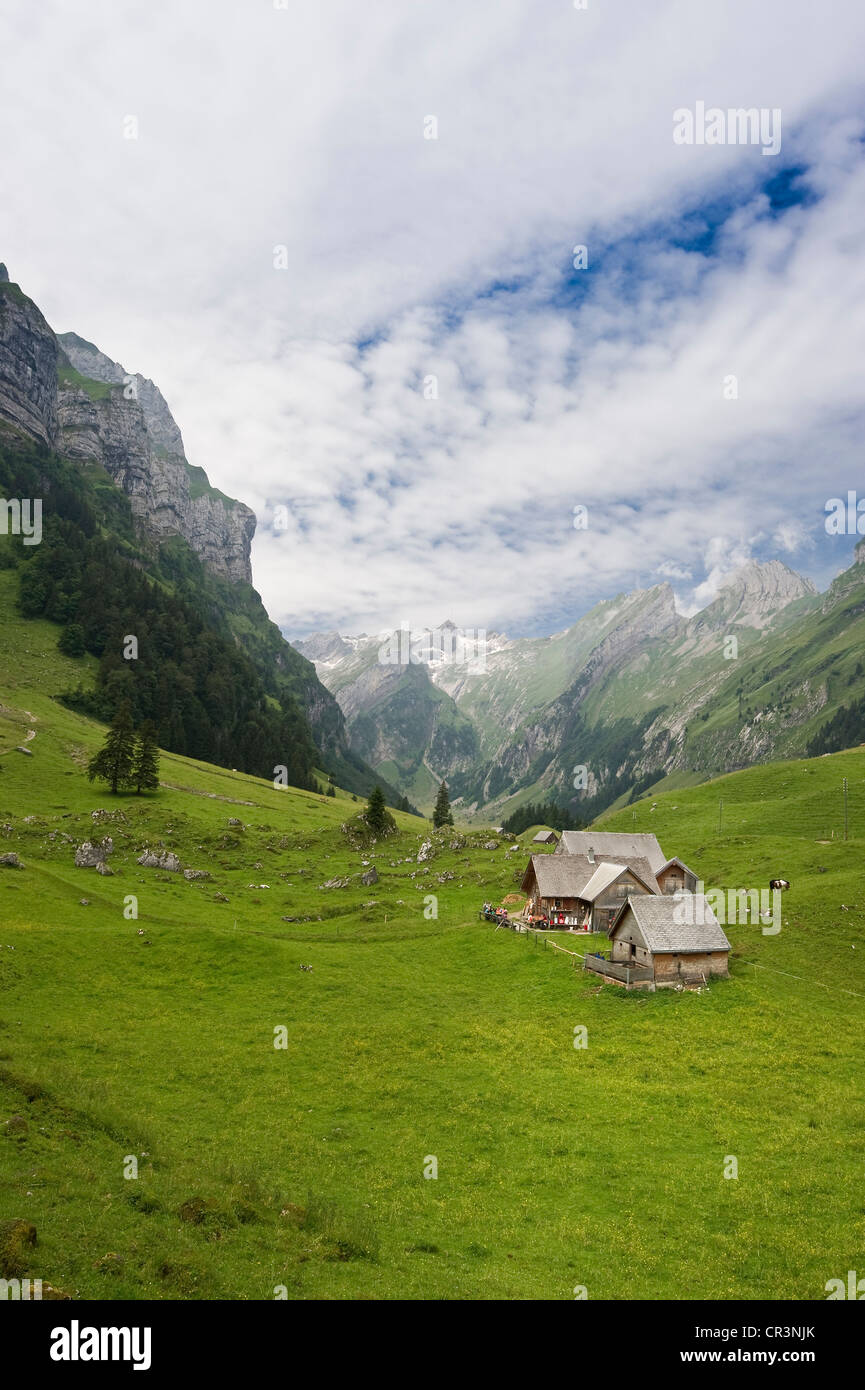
[481,902,509,922]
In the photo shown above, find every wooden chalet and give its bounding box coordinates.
[556,830,667,867]
[585,893,731,989]
[655,855,698,895]
[555,832,697,896]
[520,851,660,931]
[532,829,559,846]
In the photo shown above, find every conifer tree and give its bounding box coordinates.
[87,703,136,794]
[432,780,454,829]
[365,784,389,834]
[131,720,161,794]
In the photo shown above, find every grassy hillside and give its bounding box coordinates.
[1,599,864,1299]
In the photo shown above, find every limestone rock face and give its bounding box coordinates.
[0,283,58,444]
[0,274,255,585]
[57,332,255,584]
[57,332,185,454]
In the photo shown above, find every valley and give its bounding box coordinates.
[299,554,865,820]
[1,261,863,1305]
[1,592,863,1299]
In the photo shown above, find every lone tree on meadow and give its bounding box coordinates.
[130,720,161,794]
[432,780,454,829]
[87,703,136,794]
[365,784,390,835]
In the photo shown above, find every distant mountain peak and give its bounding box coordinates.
[722,557,814,599]
[699,558,815,631]
[0,263,9,283]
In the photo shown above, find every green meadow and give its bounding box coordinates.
[1,577,863,1300]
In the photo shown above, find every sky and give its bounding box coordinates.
[1,0,865,639]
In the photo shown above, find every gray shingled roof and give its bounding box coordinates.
[532,830,558,844]
[521,854,595,898]
[521,854,660,900]
[557,831,667,872]
[616,894,731,953]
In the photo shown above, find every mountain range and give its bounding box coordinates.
[298,548,865,819]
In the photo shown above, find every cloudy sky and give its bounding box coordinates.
[2,0,865,638]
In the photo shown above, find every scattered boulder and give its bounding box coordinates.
[449,835,466,850]
[319,876,350,890]
[0,852,22,869]
[75,837,113,868]
[484,841,499,851]
[15,746,32,756]
[360,867,378,886]
[95,863,114,877]
[0,1218,36,1277]
[417,840,434,863]
[183,869,212,881]
[137,850,181,872]
[213,892,229,903]
[227,818,244,829]
[79,899,90,906]
[91,808,127,825]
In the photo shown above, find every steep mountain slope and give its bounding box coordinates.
[301,557,855,818]
[0,266,388,798]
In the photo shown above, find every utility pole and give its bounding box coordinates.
[843,778,849,841]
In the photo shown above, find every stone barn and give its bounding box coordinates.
[599,893,731,987]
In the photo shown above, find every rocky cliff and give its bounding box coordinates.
[0,264,395,799]
[0,276,58,446]
[0,270,254,584]
[56,332,255,584]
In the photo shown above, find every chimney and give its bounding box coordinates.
[587,846,595,864]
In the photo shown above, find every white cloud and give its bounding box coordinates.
[1,0,864,636]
